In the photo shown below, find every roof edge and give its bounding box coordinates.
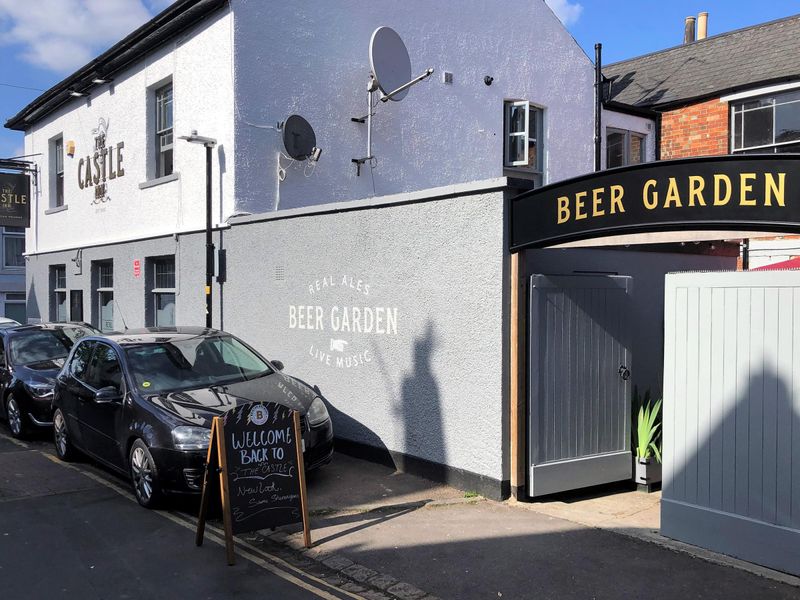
[4,0,227,132]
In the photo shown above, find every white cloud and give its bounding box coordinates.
[0,0,156,72]
[545,0,583,27]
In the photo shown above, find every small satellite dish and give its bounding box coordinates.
[282,114,317,160]
[369,27,413,101]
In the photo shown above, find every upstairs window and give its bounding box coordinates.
[51,135,64,207]
[504,101,544,184]
[731,89,800,154]
[606,128,646,168]
[155,83,174,177]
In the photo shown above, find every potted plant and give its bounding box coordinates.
[634,397,662,492]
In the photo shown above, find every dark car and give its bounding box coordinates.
[0,323,97,438]
[52,327,334,507]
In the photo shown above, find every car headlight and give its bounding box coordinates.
[26,382,54,399]
[172,426,211,450]
[306,397,330,427]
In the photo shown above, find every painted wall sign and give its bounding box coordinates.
[0,172,30,228]
[77,118,125,206]
[288,274,399,369]
[511,155,800,250]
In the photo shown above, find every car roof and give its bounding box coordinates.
[98,326,223,345]
[1,322,96,335]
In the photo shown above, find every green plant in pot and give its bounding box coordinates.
[634,397,662,491]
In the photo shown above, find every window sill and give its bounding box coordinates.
[139,172,180,190]
[45,205,68,215]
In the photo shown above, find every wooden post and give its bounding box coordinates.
[195,419,217,546]
[215,416,236,565]
[293,411,312,548]
[510,251,527,499]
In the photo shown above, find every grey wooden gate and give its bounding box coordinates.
[662,271,800,576]
[528,274,633,497]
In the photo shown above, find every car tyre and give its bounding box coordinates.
[6,394,27,439]
[53,409,77,461]
[129,439,162,508]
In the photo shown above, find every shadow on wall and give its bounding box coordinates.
[26,280,40,323]
[324,321,447,475]
[664,367,800,575]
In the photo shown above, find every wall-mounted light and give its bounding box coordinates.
[65,140,75,157]
[91,78,111,85]
[68,90,88,97]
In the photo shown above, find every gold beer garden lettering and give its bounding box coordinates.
[556,172,786,225]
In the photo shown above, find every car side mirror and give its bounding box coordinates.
[95,386,123,403]
[271,359,284,371]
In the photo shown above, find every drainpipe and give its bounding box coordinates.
[684,16,696,44]
[594,43,602,172]
[697,12,708,40]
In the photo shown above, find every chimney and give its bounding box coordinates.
[684,16,696,43]
[697,12,708,40]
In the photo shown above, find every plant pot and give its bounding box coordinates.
[634,456,662,492]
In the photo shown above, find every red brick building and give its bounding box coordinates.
[604,14,800,267]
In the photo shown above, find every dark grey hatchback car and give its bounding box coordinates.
[52,327,334,507]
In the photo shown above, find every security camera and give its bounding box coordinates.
[309,147,322,162]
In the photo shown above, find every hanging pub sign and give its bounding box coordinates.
[510,155,800,250]
[196,402,311,565]
[0,172,30,228]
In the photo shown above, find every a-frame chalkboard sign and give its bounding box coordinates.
[195,402,311,565]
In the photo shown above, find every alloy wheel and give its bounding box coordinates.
[54,411,68,457]
[131,446,154,503]
[7,397,22,436]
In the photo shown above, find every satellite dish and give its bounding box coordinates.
[282,114,317,160]
[369,27,413,101]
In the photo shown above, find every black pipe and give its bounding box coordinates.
[205,144,214,328]
[594,43,602,172]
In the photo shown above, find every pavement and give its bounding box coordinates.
[3,430,800,600]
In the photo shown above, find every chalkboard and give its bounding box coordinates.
[196,402,311,565]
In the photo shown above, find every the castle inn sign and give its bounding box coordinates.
[0,172,30,228]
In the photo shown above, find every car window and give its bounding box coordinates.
[10,330,75,366]
[85,343,123,392]
[69,340,96,381]
[124,335,272,394]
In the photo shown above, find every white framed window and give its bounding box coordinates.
[52,136,64,207]
[731,88,800,154]
[93,261,114,332]
[51,265,67,322]
[3,227,25,269]
[155,83,174,177]
[149,256,175,327]
[606,128,646,168]
[504,101,544,179]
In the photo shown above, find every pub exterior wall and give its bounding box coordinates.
[660,97,729,160]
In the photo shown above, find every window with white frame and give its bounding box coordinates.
[148,255,175,327]
[51,265,67,322]
[155,83,174,177]
[3,227,25,269]
[504,101,544,182]
[93,261,114,332]
[51,136,64,207]
[606,128,646,168]
[731,88,800,154]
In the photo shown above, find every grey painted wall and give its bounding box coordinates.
[523,248,737,401]
[662,271,800,576]
[222,190,508,491]
[26,187,509,496]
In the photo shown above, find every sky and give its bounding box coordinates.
[1,0,799,159]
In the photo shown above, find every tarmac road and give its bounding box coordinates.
[0,431,356,600]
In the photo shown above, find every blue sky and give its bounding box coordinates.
[1,0,799,159]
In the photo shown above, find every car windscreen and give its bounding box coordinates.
[9,327,92,366]
[123,335,273,394]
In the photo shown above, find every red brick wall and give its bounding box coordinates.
[660,98,729,159]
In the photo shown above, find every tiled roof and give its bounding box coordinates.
[604,14,800,109]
